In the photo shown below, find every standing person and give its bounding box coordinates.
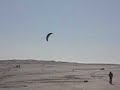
[109,72,113,84]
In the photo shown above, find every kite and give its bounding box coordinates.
[46,33,53,41]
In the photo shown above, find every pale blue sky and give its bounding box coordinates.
[0,0,120,63]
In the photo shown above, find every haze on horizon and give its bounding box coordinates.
[0,0,120,64]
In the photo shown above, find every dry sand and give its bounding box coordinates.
[0,60,120,90]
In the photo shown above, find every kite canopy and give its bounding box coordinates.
[46,33,53,41]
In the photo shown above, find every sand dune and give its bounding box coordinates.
[0,60,120,90]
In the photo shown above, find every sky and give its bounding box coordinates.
[0,0,120,64]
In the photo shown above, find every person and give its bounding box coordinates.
[109,72,113,84]
[19,65,20,68]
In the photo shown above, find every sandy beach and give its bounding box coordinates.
[0,60,120,90]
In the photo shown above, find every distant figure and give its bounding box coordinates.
[19,65,20,68]
[109,72,113,84]
[16,65,20,68]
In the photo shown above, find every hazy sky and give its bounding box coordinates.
[0,0,120,63]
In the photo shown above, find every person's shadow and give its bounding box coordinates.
[109,81,114,85]
[110,83,114,85]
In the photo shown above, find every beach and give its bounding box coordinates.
[0,60,120,90]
